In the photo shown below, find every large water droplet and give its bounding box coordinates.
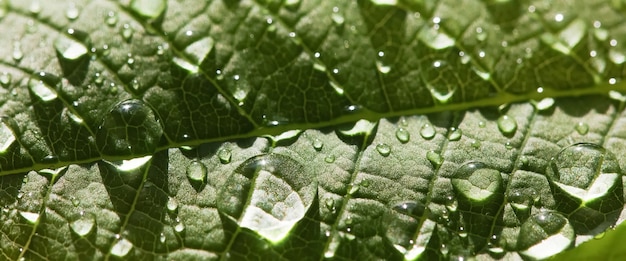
[96,99,163,156]
[130,0,166,20]
[518,211,574,260]
[28,72,59,102]
[497,115,517,136]
[547,143,623,232]
[217,153,316,243]
[0,117,16,153]
[426,151,443,167]
[448,127,462,141]
[451,162,502,202]
[376,143,391,157]
[395,128,410,143]
[70,215,95,237]
[110,237,133,257]
[54,28,89,61]
[186,160,207,184]
[419,124,435,139]
[20,211,40,224]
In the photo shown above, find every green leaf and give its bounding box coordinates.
[1,0,626,260]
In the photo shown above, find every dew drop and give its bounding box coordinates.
[451,162,502,202]
[20,211,40,224]
[29,0,42,15]
[348,184,360,195]
[331,13,344,26]
[395,128,410,143]
[448,127,462,141]
[105,11,118,26]
[478,121,486,128]
[376,143,391,157]
[419,124,436,139]
[0,72,11,87]
[418,23,455,50]
[166,197,178,212]
[54,28,89,61]
[121,24,134,42]
[518,211,574,260]
[324,197,335,210]
[574,122,589,135]
[182,36,214,65]
[96,99,163,156]
[0,117,16,154]
[130,0,166,20]
[12,41,23,62]
[186,160,207,184]
[217,153,316,244]
[159,232,166,243]
[426,151,443,167]
[64,4,80,20]
[471,140,481,148]
[70,215,95,237]
[533,98,555,111]
[324,155,335,163]
[217,148,232,164]
[110,237,133,257]
[507,190,533,211]
[174,218,185,232]
[312,138,323,151]
[28,72,59,102]
[497,115,517,136]
[376,60,391,74]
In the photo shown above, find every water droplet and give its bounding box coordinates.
[331,13,344,26]
[159,232,166,243]
[0,118,16,153]
[182,36,214,65]
[518,211,574,260]
[451,162,502,202]
[110,237,133,257]
[329,80,344,95]
[348,184,359,194]
[96,99,163,156]
[547,143,623,232]
[28,72,59,102]
[186,160,207,184]
[166,197,178,212]
[217,154,316,243]
[575,122,589,135]
[20,211,40,224]
[324,155,335,163]
[376,143,391,157]
[174,218,185,232]
[471,140,481,148]
[394,128,410,143]
[0,72,11,87]
[508,190,533,211]
[324,197,335,211]
[29,1,41,15]
[12,41,23,62]
[478,121,486,128]
[105,11,118,26]
[130,0,166,19]
[54,28,89,61]
[533,98,555,111]
[70,215,95,237]
[419,124,435,139]
[497,115,517,136]
[121,24,134,42]
[65,4,79,20]
[444,195,458,212]
[426,151,443,167]
[418,23,455,50]
[218,148,232,164]
[376,60,391,74]
[448,127,462,141]
[311,138,324,151]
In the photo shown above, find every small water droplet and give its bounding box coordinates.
[508,190,533,211]
[96,100,163,156]
[130,0,166,20]
[324,197,335,210]
[497,115,517,136]
[348,184,360,194]
[159,232,166,243]
[533,98,555,111]
[65,4,79,20]
[0,72,11,88]
[20,211,40,224]
[478,121,486,128]
[376,143,391,156]
[186,160,207,184]
[54,28,89,61]
[395,128,410,143]
[110,237,133,257]
[70,215,95,237]
[325,155,335,163]
[451,162,502,202]
[419,124,436,139]
[166,197,178,212]
[0,118,16,154]
[331,13,344,26]
[217,148,232,164]
[471,140,481,148]
[426,151,443,167]
[174,218,185,232]
[444,195,457,212]
[574,122,589,135]
[29,1,42,15]
[376,60,391,74]
[12,41,23,62]
[106,11,118,26]
[448,127,462,141]
[312,138,323,151]
[28,72,59,102]
[121,24,134,42]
